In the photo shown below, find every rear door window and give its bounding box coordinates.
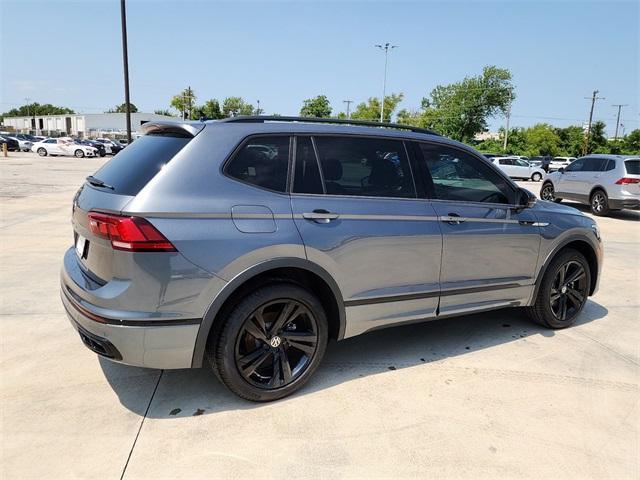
[313,136,416,198]
[91,133,191,195]
[226,136,290,192]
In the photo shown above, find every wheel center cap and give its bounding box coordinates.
[269,336,282,348]
[561,286,567,294]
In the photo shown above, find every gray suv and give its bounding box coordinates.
[61,117,603,401]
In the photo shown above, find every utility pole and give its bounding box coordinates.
[582,90,605,155]
[24,97,32,131]
[120,0,132,143]
[502,91,512,152]
[374,43,398,123]
[256,99,261,116]
[612,104,628,141]
[343,100,353,119]
[181,87,194,120]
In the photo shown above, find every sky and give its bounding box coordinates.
[1,0,638,135]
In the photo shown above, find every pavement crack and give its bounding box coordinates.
[119,370,163,480]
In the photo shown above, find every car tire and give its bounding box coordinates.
[540,182,561,203]
[74,149,85,158]
[590,189,610,216]
[527,248,591,329]
[531,172,542,182]
[206,282,328,402]
[37,148,47,157]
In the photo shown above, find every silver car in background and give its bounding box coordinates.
[61,117,603,401]
[541,155,640,215]
[492,157,546,181]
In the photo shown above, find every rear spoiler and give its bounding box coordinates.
[140,121,205,138]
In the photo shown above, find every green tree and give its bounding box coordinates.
[522,123,561,156]
[154,109,173,116]
[3,102,74,117]
[299,95,332,118]
[108,102,138,113]
[222,97,253,117]
[400,66,514,142]
[587,121,608,153]
[555,125,584,157]
[351,93,404,122]
[192,99,223,120]
[170,87,196,118]
[622,129,640,153]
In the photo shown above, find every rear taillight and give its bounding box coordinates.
[615,177,640,185]
[87,212,176,252]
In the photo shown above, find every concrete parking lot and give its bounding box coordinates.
[1,151,638,479]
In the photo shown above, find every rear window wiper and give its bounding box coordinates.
[86,175,115,190]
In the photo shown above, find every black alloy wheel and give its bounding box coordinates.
[549,260,588,322]
[235,299,318,389]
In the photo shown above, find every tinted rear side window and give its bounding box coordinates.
[92,134,190,195]
[313,136,416,198]
[625,160,640,174]
[226,136,290,192]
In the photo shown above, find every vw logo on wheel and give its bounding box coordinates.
[269,336,282,348]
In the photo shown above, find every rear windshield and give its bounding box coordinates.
[91,134,190,195]
[624,159,640,175]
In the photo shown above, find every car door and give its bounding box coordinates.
[416,142,540,316]
[44,139,61,154]
[575,157,607,196]
[290,135,443,338]
[556,158,585,195]
[514,158,532,178]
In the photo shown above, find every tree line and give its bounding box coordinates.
[2,66,637,154]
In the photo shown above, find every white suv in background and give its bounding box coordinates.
[540,155,640,216]
[492,157,545,181]
[549,156,577,171]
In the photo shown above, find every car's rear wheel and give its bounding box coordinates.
[531,172,542,182]
[74,149,85,158]
[207,283,328,401]
[37,147,47,157]
[540,182,561,203]
[590,189,610,216]
[527,249,590,329]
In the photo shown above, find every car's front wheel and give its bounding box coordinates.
[540,182,562,203]
[527,248,590,329]
[207,283,328,401]
[37,147,47,156]
[590,189,610,216]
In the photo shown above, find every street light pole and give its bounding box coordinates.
[120,0,132,143]
[374,43,397,123]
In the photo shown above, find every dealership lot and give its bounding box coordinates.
[1,152,638,479]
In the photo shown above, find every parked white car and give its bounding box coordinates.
[31,138,98,158]
[541,155,640,215]
[549,156,577,171]
[492,157,546,181]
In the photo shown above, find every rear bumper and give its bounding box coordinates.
[609,198,640,210]
[61,283,201,369]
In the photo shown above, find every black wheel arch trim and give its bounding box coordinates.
[589,185,608,199]
[531,234,600,303]
[191,257,346,368]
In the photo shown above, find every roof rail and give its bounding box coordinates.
[217,116,440,136]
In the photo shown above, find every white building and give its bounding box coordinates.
[2,112,175,137]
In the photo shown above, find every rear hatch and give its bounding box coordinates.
[621,159,640,195]
[72,122,203,283]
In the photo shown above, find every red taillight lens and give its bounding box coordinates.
[87,212,176,252]
[615,177,640,185]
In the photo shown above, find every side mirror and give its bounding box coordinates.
[517,187,537,209]
[558,167,565,173]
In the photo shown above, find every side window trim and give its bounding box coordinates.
[417,140,518,206]
[310,136,327,194]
